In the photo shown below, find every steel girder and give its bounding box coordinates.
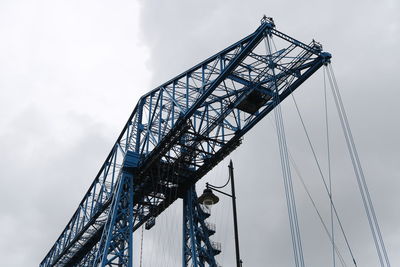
[40,17,331,267]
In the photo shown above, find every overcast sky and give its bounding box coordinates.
[0,0,399,266]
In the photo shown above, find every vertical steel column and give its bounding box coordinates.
[182,186,219,267]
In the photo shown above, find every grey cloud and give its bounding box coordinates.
[0,0,399,266]
[0,1,149,265]
[0,105,113,265]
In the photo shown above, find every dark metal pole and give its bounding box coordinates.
[229,159,242,267]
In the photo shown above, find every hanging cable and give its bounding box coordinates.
[139,225,144,267]
[272,114,347,267]
[268,115,350,267]
[326,64,391,267]
[265,33,305,267]
[269,36,358,264]
[289,152,348,267]
[286,77,357,267]
[269,38,354,266]
[324,67,336,267]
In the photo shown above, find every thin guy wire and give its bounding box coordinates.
[139,225,144,267]
[327,65,390,267]
[269,41,357,264]
[324,67,336,267]
[289,88,357,266]
[266,34,305,267]
[329,65,389,264]
[289,152,348,267]
[326,65,383,266]
[269,36,356,266]
[268,115,348,267]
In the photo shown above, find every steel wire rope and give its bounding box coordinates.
[147,148,174,267]
[268,36,300,267]
[265,36,294,260]
[165,149,175,267]
[289,82,358,266]
[162,129,173,267]
[324,67,336,267]
[289,149,348,267]
[326,65,382,266]
[163,193,174,266]
[271,44,358,265]
[174,154,183,266]
[329,64,387,258]
[279,51,307,267]
[161,160,171,267]
[158,209,167,267]
[170,144,182,266]
[146,167,159,267]
[154,122,176,267]
[146,198,156,267]
[139,109,151,267]
[145,110,164,266]
[265,33,305,267]
[268,37,358,266]
[165,149,181,267]
[180,134,194,266]
[139,225,144,267]
[267,115,349,267]
[172,152,182,266]
[275,92,302,267]
[326,65,391,267]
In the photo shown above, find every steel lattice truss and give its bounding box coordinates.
[41,17,331,267]
[183,187,220,267]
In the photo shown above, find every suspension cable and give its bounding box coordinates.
[287,78,358,267]
[269,34,358,264]
[266,33,305,267]
[267,111,353,267]
[289,153,348,267]
[324,67,336,267]
[139,225,144,267]
[326,64,391,267]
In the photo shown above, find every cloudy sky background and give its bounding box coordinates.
[0,0,399,266]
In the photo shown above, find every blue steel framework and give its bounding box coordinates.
[183,187,221,267]
[40,17,331,266]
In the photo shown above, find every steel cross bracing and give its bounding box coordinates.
[183,186,220,267]
[41,17,331,266]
